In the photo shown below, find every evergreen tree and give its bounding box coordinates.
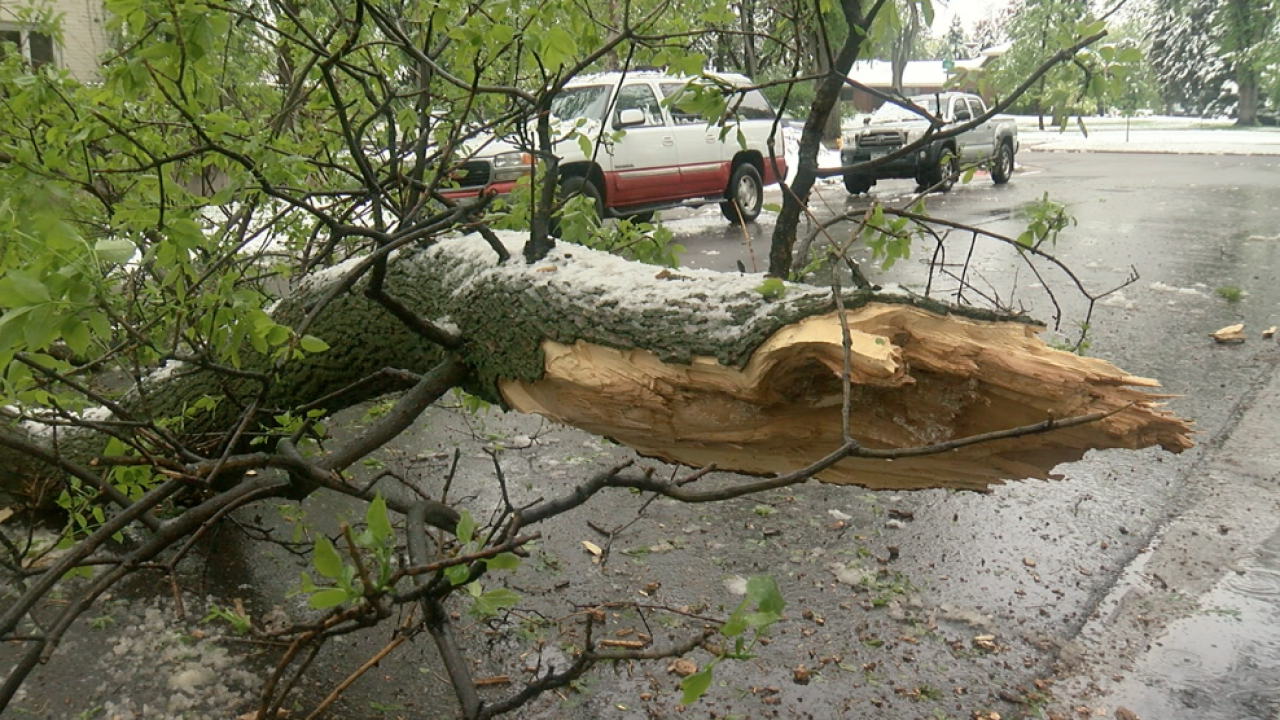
[1144,0,1277,123]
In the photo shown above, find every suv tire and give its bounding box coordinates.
[720,163,763,224]
[551,174,604,237]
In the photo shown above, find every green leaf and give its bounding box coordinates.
[1118,47,1143,64]
[456,510,475,546]
[754,277,786,300]
[746,575,785,615]
[668,52,707,78]
[0,272,52,306]
[483,552,520,571]
[299,335,329,353]
[469,587,520,618]
[486,24,515,45]
[0,309,31,354]
[444,563,471,586]
[743,611,782,629]
[366,493,392,544]
[313,535,344,579]
[539,27,577,68]
[24,305,57,350]
[94,238,136,264]
[679,665,713,704]
[720,598,749,638]
[308,588,350,609]
[60,316,90,355]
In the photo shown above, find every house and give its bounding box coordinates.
[0,0,111,81]
[843,45,1008,114]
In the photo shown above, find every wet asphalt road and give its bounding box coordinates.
[657,149,1280,718]
[5,150,1280,720]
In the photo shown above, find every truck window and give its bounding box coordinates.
[615,84,664,127]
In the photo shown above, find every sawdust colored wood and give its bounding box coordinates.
[501,303,1194,490]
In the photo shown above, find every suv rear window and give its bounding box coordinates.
[733,89,775,121]
[659,82,776,124]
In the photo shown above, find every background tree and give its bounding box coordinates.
[940,15,971,59]
[972,0,1018,50]
[1144,0,1277,122]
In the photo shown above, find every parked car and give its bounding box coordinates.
[840,92,1018,194]
[442,71,787,224]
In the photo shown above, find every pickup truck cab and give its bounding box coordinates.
[840,92,1018,194]
[444,71,787,224]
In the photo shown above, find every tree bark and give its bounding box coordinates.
[2,233,1192,501]
[768,1,871,278]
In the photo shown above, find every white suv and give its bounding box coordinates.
[443,72,787,224]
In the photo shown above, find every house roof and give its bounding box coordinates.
[848,50,1000,89]
[848,60,948,88]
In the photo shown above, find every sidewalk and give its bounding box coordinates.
[1018,116,1280,156]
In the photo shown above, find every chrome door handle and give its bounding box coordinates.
[663,136,675,146]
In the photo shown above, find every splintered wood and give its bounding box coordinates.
[501,303,1193,490]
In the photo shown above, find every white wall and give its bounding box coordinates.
[0,0,110,81]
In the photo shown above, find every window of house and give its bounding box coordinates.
[0,26,56,68]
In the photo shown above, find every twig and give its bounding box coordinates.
[303,631,409,720]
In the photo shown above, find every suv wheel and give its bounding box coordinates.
[844,174,873,195]
[551,175,604,237]
[720,163,763,224]
[559,175,604,217]
[990,141,1014,184]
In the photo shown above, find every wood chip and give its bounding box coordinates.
[1264,326,1277,339]
[474,675,511,687]
[1211,323,1246,343]
[581,540,602,557]
[598,638,648,649]
[667,658,697,676]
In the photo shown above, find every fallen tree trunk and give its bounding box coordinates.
[1,232,1192,500]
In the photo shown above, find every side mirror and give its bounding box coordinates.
[863,116,871,125]
[954,108,972,122]
[616,108,646,128]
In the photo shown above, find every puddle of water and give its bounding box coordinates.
[1107,532,1280,719]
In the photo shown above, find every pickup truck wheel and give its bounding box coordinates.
[921,148,958,192]
[720,163,763,224]
[844,174,873,195]
[991,141,1014,184]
